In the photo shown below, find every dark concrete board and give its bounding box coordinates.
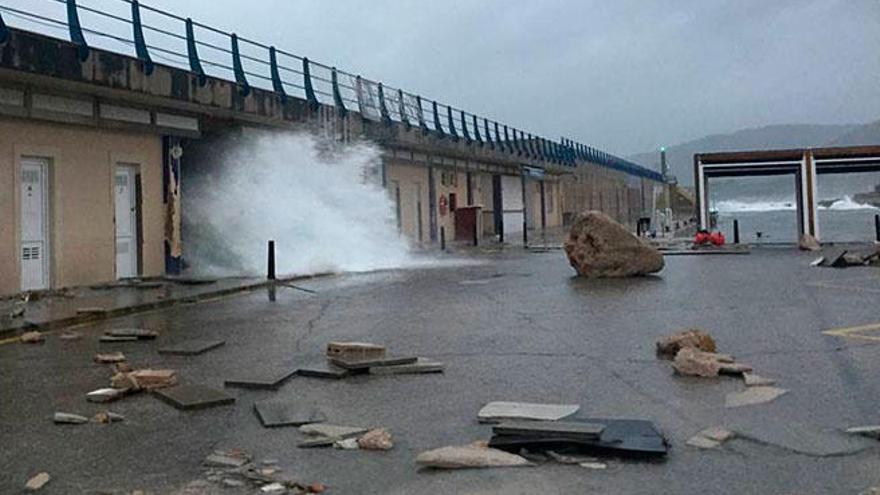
[106,328,158,339]
[254,400,326,427]
[158,339,225,356]
[492,420,605,439]
[224,368,298,390]
[329,356,417,370]
[296,360,351,379]
[153,384,235,411]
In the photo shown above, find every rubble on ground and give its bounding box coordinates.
[357,428,394,450]
[478,401,580,423]
[20,331,44,344]
[416,442,532,469]
[298,341,442,380]
[198,449,323,493]
[846,425,880,439]
[94,352,126,364]
[743,372,775,387]
[111,369,177,391]
[86,387,129,403]
[656,329,716,357]
[798,234,820,251]
[725,386,788,408]
[25,472,50,491]
[326,341,385,360]
[564,210,664,278]
[54,412,89,424]
[93,411,125,423]
[58,330,82,340]
[686,426,734,449]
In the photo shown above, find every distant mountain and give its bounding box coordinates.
[628,122,880,186]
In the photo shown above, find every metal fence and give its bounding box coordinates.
[0,0,662,181]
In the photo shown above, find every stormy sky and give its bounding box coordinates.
[5,0,880,158]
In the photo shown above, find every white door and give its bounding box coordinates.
[20,158,50,291]
[114,165,138,279]
[501,175,524,234]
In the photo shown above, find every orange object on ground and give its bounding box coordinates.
[709,231,725,246]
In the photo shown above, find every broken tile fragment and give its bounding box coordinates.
[546,450,599,465]
[86,387,128,403]
[25,472,50,491]
[326,341,386,360]
[333,438,360,450]
[686,435,720,449]
[846,425,880,440]
[204,453,249,468]
[93,411,125,424]
[94,352,126,364]
[725,386,788,408]
[54,412,89,424]
[477,401,579,423]
[698,426,734,443]
[415,443,532,469]
[368,358,444,375]
[154,384,234,410]
[296,361,350,379]
[299,423,368,438]
[254,400,326,427]
[357,428,393,450]
[579,462,608,470]
[492,420,605,440]
[20,331,44,344]
[719,362,753,375]
[329,355,417,370]
[261,483,286,493]
[743,373,776,387]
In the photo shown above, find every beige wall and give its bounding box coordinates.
[0,118,163,295]
[434,167,469,241]
[386,161,430,245]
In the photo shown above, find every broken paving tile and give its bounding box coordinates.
[328,355,417,370]
[20,331,44,344]
[154,384,235,411]
[298,437,338,448]
[86,387,128,403]
[846,426,880,439]
[158,339,225,356]
[334,438,360,450]
[742,373,775,387]
[300,423,368,438]
[94,352,126,364]
[579,462,608,470]
[58,331,82,341]
[477,401,580,423]
[492,420,605,440]
[105,328,158,339]
[253,400,327,428]
[224,368,298,390]
[725,386,788,408]
[357,428,394,450]
[368,358,444,375]
[732,419,874,456]
[326,341,386,360]
[261,483,285,493]
[546,450,599,465]
[697,426,734,443]
[415,444,532,469]
[203,453,248,469]
[25,472,50,491]
[115,369,177,390]
[719,362,753,375]
[296,361,351,379]
[99,335,139,343]
[54,412,89,424]
[93,411,124,423]
[686,435,720,449]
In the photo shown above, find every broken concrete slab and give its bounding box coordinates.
[112,369,177,391]
[99,335,139,343]
[579,461,608,470]
[158,339,225,356]
[254,400,327,428]
[20,331,44,344]
[203,453,249,469]
[77,307,107,315]
[86,387,129,403]
[846,425,880,440]
[53,412,89,424]
[94,352,126,364]
[25,472,50,491]
[224,368,298,390]
[492,420,605,440]
[299,423,368,438]
[416,443,533,469]
[298,437,339,448]
[93,411,124,424]
[105,328,159,339]
[326,341,386,360]
[368,358,444,375]
[333,438,360,450]
[698,426,735,443]
[154,384,235,411]
[719,361,753,376]
[357,428,393,450]
[686,435,720,449]
[725,386,788,408]
[478,401,580,423]
[58,331,82,341]
[743,372,776,387]
[296,361,351,379]
[328,355,417,370]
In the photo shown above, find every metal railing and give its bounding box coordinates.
[0,0,662,181]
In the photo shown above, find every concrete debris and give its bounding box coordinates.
[546,450,599,465]
[111,369,177,391]
[725,386,788,408]
[86,387,128,403]
[478,401,580,423]
[564,210,664,278]
[333,438,360,450]
[94,352,126,364]
[203,452,250,468]
[743,372,776,387]
[326,341,386,360]
[328,355,417,370]
[579,462,608,470]
[9,305,25,318]
[685,435,720,449]
[20,331,44,344]
[58,331,82,341]
[368,358,445,375]
[25,472,50,491]
[798,234,821,251]
[260,483,286,493]
[416,442,533,469]
[299,423,368,439]
[99,335,138,343]
[672,348,722,377]
[718,361,753,376]
[846,425,880,439]
[93,411,125,423]
[357,428,394,450]
[687,426,734,449]
[54,412,89,424]
[656,329,717,358]
[810,257,825,267]
[77,306,107,315]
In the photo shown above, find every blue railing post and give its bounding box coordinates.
[185,19,207,86]
[528,133,537,158]
[494,122,502,152]
[485,119,494,149]
[378,83,392,125]
[332,68,347,117]
[66,0,89,62]
[461,111,471,142]
[0,10,8,46]
[416,96,428,134]
[269,47,287,102]
[473,115,482,145]
[130,0,153,75]
[398,89,409,128]
[230,34,250,96]
[503,125,513,154]
[446,106,458,140]
[432,101,444,136]
[303,57,319,111]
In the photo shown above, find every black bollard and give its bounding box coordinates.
[523,221,528,249]
[875,214,880,242]
[499,221,504,244]
[440,226,446,251]
[733,219,740,244]
[473,221,479,247]
[267,240,276,280]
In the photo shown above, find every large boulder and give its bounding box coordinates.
[564,211,664,278]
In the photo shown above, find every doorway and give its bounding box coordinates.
[115,164,141,279]
[20,157,50,291]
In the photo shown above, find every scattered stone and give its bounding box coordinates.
[743,372,775,387]
[415,443,532,469]
[158,338,225,356]
[99,335,139,343]
[368,358,445,375]
[846,425,880,439]
[478,401,580,423]
[810,257,825,267]
[105,328,159,340]
[93,411,124,424]
[261,483,285,493]
[798,234,821,251]
[333,438,360,450]
[686,435,720,449]
[698,426,734,443]
[357,428,393,450]
[546,450,599,465]
[25,472,50,491]
[222,479,245,488]
[94,352,126,364]
[563,210,664,277]
[113,369,177,391]
[326,341,386,360]
[300,423,368,438]
[86,387,128,403]
[579,462,608,470]
[54,412,89,424]
[656,329,717,358]
[58,331,82,341]
[672,348,722,377]
[154,384,235,410]
[203,453,249,468]
[725,386,788,408]
[20,331,44,344]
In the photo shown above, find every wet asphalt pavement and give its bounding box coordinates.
[2,247,880,494]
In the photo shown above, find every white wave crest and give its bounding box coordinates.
[713,195,878,213]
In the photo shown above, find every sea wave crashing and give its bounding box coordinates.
[713,195,878,213]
